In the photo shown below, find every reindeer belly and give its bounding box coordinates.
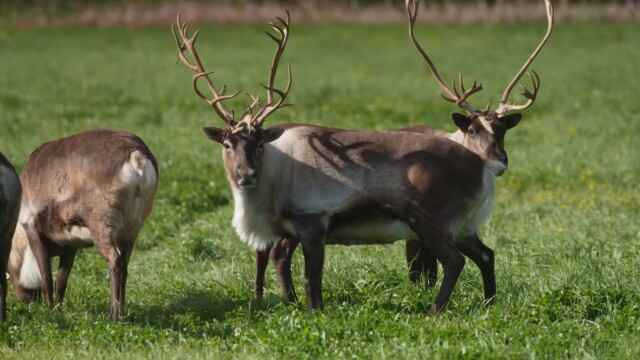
[327,218,416,245]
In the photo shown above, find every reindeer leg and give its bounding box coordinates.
[301,240,324,310]
[423,246,438,288]
[406,239,438,288]
[0,245,9,322]
[0,272,6,323]
[117,239,136,314]
[9,268,39,304]
[91,225,123,320]
[294,216,326,311]
[271,237,299,303]
[406,240,422,285]
[24,222,54,307]
[55,248,77,307]
[255,245,271,299]
[456,233,496,304]
[420,230,465,315]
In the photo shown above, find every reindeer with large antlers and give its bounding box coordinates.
[254,0,554,305]
[176,0,553,314]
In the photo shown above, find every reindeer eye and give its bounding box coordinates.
[467,128,476,136]
[223,142,231,150]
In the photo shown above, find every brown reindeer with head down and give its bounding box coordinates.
[175,0,553,314]
[0,152,21,323]
[7,130,158,320]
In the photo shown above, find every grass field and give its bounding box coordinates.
[0,18,639,359]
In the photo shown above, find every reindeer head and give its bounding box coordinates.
[173,11,293,190]
[406,0,554,175]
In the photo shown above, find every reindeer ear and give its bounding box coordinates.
[452,113,472,132]
[203,126,226,144]
[263,127,285,143]
[501,113,522,129]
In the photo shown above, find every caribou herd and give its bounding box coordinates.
[0,0,554,321]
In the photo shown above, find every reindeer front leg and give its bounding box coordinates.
[55,248,77,306]
[294,216,327,311]
[24,222,54,307]
[406,239,438,288]
[255,245,271,299]
[418,228,465,315]
[456,233,496,304]
[301,241,324,310]
[271,237,299,303]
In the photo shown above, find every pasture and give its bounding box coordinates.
[0,18,639,358]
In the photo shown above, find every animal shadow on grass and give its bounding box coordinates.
[327,278,436,316]
[124,290,284,336]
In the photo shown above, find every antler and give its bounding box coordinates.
[249,10,293,130]
[406,0,482,115]
[172,13,240,127]
[174,11,292,133]
[496,0,554,116]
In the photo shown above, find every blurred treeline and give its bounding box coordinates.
[2,0,634,12]
[2,0,637,26]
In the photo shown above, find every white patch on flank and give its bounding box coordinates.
[19,245,42,289]
[120,150,157,222]
[122,151,156,189]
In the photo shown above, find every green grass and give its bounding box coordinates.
[1,19,639,359]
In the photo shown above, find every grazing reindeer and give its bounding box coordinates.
[0,153,21,322]
[175,0,553,314]
[254,0,555,305]
[7,129,158,320]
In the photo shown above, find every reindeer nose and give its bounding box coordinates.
[237,168,258,188]
[488,146,508,166]
[238,168,256,179]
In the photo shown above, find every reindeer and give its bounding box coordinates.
[7,129,158,320]
[174,0,553,314]
[251,0,554,305]
[1,153,21,323]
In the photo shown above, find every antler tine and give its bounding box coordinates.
[406,0,480,115]
[173,13,238,126]
[267,9,290,105]
[497,0,554,116]
[238,93,262,121]
[449,73,484,106]
[251,10,293,129]
[253,64,293,128]
[502,71,541,112]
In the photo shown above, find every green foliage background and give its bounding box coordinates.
[0,16,639,359]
